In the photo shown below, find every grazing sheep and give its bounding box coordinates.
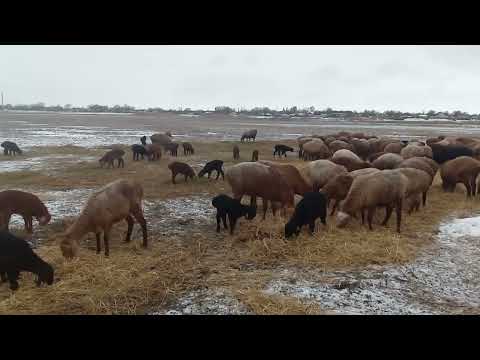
[430,143,474,164]
[273,144,294,158]
[151,133,172,146]
[350,138,371,160]
[258,160,312,196]
[336,170,408,233]
[131,144,147,161]
[145,143,162,161]
[251,150,259,162]
[0,190,51,235]
[392,167,433,207]
[99,149,125,168]
[0,231,54,291]
[297,136,314,158]
[1,141,22,156]
[328,140,354,154]
[372,153,404,170]
[331,149,371,172]
[241,129,258,142]
[285,192,327,238]
[225,162,294,220]
[400,144,433,159]
[233,145,240,160]
[383,142,405,154]
[321,168,380,215]
[164,142,179,157]
[303,160,348,192]
[396,157,437,179]
[440,156,480,197]
[168,161,196,184]
[198,160,224,180]
[211,194,256,235]
[59,179,148,258]
[302,139,331,161]
[140,136,147,146]
[182,142,195,156]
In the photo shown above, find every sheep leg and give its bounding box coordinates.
[96,233,101,254]
[103,230,110,257]
[125,215,134,242]
[172,172,177,184]
[228,214,237,235]
[381,206,393,226]
[262,198,268,220]
[132,209,148,248]
[361,209,365,225]
[222,213,228,230]
[465,181,472,198]
[1,272,7,283]
[330,200,337,216]
[184,174,188,182]
[470,176,477,197]
[309,221,315,235]
[7,270,19,291]
[367,207,376,230]
[216,212,221,232]
[396,199,403,233]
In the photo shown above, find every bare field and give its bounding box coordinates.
[1,112,480,314]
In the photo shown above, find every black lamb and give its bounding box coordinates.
[430,143,474,164]
[131,144,147,161]
[0,231,54,291]
[198,160,225,180]
[211,194,256,235]
[285,192,327,238]
[273,144,294,158]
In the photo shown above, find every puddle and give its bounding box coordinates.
[150,288,251,315]
[264,215,480,314]
[0,155,97,173]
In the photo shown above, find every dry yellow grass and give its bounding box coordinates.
[0,140,479,314]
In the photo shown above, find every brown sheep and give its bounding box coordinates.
[241,129,258,142]
[383,142,404,154]
[392,167,433,207]
[297,136,314,158]
[400,144,433,159]
[168,161,196,184]
[303,160,348,191]
[164,142,179,157]
[321,168,380,216]
[426,136,445,147]
[302,139,331,161]
[331,149,371,172]
[372,153,404,170]
[258,160,312,196]
[182,142,195,156]
[233,145,240,160]
[328,140,354,154]
[349,138,371,160]
[323,136,337,146]
[396,157,437,180]
[0,190,51,235]
[145,144,162,161]
[225,162,295,220]
[151,133,173,146]
[368,151,387,163]
[367,138,382,154]
[251,150,259,162]
[58,179,148,258]
[99,149,125,168]
[440,156,480,197]
[336,170,408,233]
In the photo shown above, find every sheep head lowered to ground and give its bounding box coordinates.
[225,162,294,219]
[58,179,148,259]
[336,170,408,233]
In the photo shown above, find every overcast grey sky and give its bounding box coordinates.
[0,45,479,112]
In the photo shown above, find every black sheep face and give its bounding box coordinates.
[284,222,299,238]
[197,169,206,178]
[246,206,257,220]
[36,263,54,286]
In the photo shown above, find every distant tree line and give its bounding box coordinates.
[0,102,478,120]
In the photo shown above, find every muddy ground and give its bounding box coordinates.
[1,111,480,315]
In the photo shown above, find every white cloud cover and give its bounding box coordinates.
[0,45,479,112]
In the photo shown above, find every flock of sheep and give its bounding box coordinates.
[1,128,480,293]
